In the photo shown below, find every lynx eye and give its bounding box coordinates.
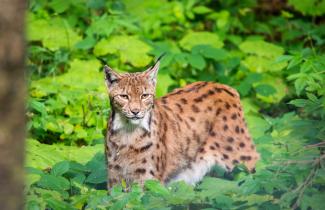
[141,94,150,99]
[119,94,129,100]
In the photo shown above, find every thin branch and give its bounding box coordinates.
[291,154,323,210]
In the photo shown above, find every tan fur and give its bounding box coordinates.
[104,64,259,188]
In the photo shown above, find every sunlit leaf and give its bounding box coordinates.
[180,32,223,51]
[94,36,152,67]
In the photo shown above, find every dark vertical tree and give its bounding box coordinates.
[0,0,26,209]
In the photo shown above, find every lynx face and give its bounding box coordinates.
[104,63,159,126]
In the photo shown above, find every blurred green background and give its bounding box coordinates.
[26,0,325,209]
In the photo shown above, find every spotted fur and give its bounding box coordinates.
[104,60,259,188]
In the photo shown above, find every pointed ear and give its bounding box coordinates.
[144,60,160,86]
[103,65,121,87]
[144,53,165,86]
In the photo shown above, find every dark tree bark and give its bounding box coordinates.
[0,0,26,209]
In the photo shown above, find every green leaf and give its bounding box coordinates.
[192,6,212,14]
[29,100,47,115]
[38,174,70,191]
[166,182,195,205]
[93,36,152,67]
[26,139,103,169]
[86,15,116,37]
[51,161,70,176]
[192,45,228,61]
[274,55,293,63]
[187,53,206,70]
[49,0,72,13]
[74,36,96,50]
[253,75,287,103]
[289,99,308,107]
[27,16,81,51]
[180,32,223,51]
[255,84,277,97]
[86,168,107,184]
[26,174,41,191]
[288,0,325,16]
[144,180,170,196]
[242,55,287,72]
[239,40,284,58]
[46,197,75,210]
[156,72,174,97]
[246,115,270,139]
[198,177,239,196]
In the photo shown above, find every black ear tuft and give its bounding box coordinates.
[103,65,120,87]
[155,52,166,65]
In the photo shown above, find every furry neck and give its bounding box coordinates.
[111,110,152,133]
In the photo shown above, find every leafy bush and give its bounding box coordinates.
[26,0,325,209]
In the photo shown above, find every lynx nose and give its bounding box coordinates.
[131,109,140,115]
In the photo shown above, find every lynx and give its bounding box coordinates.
[104,58,259,188]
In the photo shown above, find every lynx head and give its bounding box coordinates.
[104,59,160,128]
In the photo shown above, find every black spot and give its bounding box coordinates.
[232,159,239,164]
[142,159,147,163]
[223,154,229,159]
[139,142,153,152]
[225,102,231,110]
[176,114,183,122]
[185,120,191,129]
[232,103,238,108]
[207,106,212,111]
[239,142,245,148]
[219,88,235,97]
[194,96,203,103]
[223,116,227,121]
[227,137,234,143]
[210,145,215,150]
[114,165,121,170]
[140,131,151,139]
[209,131,216,137]
[215,108,222,116]
[150,170,155,176]
[180,98,188,104]
[172,89,184,95]
[223,124,229,131]
[163,123,168,132]
[192,104,200,113]
[235,126,240,133]
[198,148,205,153]
[231,113,237,120]
[240,155,252,161]
[214,142,220,148]
[135,168,146,174]
[240,128,245,133]
[156,144,160,149]
[208,90,215,95]
[161,97,168,104]
[175,103,183,113]
[189,116,195,122]
[214,87,222,93]
[225,146,233,151]
[164,106,172,111]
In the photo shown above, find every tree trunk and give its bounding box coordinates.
[0,0,26,209]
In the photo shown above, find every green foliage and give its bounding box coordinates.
[26,0,325,209]
[288,0,325,16]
